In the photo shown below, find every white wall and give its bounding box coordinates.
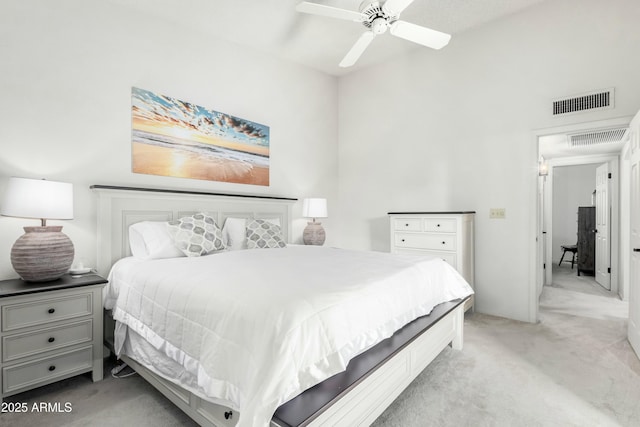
[0,1,339,280]
[337,0,640,321]
[2,0,639,323]
[551,164,598,263]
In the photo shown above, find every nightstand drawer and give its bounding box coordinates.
[393,219,421,231]
[423,219,456,233]
[3,345,93,394]
[3,319,93,362]
[394,233,456,251]
[2,292,92,332]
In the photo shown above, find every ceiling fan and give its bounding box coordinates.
[296,0,451,67]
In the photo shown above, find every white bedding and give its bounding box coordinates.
[105,245,473,427]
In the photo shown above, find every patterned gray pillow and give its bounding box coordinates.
[167,213,225,257]
[246,219,286,249]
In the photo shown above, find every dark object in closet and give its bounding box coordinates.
[577,206,595,276]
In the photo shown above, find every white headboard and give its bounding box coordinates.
[92,185,296,276]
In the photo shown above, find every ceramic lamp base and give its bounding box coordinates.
[11,226,75,282]
[303,221,326,246]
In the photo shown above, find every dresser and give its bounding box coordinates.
[388,212,475,310]
[0,274,107,402]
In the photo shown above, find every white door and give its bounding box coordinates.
[538,173,546,296]
[628,110,640,358]
[595,163,611,290]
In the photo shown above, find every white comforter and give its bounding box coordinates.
[105,246,473,426]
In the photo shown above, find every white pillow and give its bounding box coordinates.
[129,221,184,260]
[167,213,226,257]
[222,217,281,250]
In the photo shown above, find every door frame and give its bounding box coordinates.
[620,142,632,301]
[595,162,611,290]
[543,155,618,293]
[529,116,632,323]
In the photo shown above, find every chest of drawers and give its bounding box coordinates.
[389,212,475,310]
[0,274,107,401]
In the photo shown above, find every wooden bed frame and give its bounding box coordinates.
[93,185,466,427]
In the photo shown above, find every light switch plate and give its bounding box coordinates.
[490,208,506,219]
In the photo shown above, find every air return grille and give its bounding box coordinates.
[568,127,628,148]
[552,88,614,116]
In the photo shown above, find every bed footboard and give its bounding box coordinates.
[110,299,466,427]
[285,299,466,427]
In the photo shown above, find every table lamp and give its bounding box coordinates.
[302,198,327,246]
[1,177,74,282]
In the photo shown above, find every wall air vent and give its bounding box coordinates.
[552,88,614,116]
[567,127,628,148]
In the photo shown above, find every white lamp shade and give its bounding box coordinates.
[1,177,74,220]
[302,198,327,218]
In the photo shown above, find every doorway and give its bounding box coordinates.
[542,157,619,294]
[530,116,633,322]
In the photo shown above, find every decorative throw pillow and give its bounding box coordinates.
[246,219,286,249]
[167,213,226,257]
[222,217,282,250]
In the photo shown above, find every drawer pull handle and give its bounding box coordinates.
[442,241,446,245]
[48,365,56,372]
[48,337,55,343]
[401,239,405,242]
[48,308,55,314]
[437,224,441,227]
[224,411,233,420]
[405,223,409,227]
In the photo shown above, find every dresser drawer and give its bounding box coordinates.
[394,233,456,251]
[3,345,93,394]
[424,219,457,233]
[3,319,93,362]
[2,292,92,332]
[393,218,421,231]
[428,251,457,267]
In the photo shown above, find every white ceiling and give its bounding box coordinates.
[109,0,548,76]
[105,0,631,160]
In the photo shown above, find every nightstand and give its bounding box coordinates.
[0,274,107,402]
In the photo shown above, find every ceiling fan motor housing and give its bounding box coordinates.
[359,1,398,34]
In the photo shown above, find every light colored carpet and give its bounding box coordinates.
[372,265,639,427]
[4,266,639,426]
[1,362,198,427]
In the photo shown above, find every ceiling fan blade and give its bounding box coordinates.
[339,32,375,68]
[296,2,365,22]
[382,0,416,15]
[390,21,451,49]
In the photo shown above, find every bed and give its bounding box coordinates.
[93,185,473,427]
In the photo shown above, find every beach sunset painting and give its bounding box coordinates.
[131,87,270,186]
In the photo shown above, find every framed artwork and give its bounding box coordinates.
[131,87,270,186]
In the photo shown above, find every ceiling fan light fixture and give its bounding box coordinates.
[371,17,389,34]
